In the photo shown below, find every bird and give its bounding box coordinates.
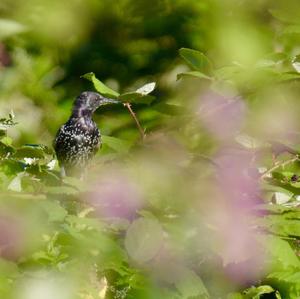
[54,91,120,177]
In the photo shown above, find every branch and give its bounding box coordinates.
[260,155,300,180]
[123,102,145,140]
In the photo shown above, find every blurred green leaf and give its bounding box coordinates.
[279,72,300,81]
[0,141,15,158]
[0,19,27,40]
[125,217,164,263]
[7,174,22,192]
[269,9,300,24]
[1,137,13,146]
[14,145,45,159]
[39,200,67,222]
[45,186,78,195]
[0,113,17,130]
[284,25,300,34]
[179,48,213,75]
[175,269,209,299]
[227,293,243,299]
[102,135,131,154]
[177,71,212,81]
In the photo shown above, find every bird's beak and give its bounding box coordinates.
[101,98,121,105]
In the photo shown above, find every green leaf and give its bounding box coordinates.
[7,174,22,192]
[62,176,87,192]
[136,82,156,95]
[256,215,300,237]
[175,268,209,299]
[14,145,45,159]
[278,72,300,82]
[227,293,243,299]
[119,92,155,104]
[119,82,156,104]
[39,200,68,222]
[235,134,267,149]
[23,144,53,155]
[1,136,13,146]
[125,217,164,263]
[283,25,300,35]
[179,48,212,74]
[0,141,15,158]
[0,113,17,130]
[268,270,300,284]
[269,9,300,24]
[256,53,288,67]
[0,19,27,40]
[102,135,131,154]
[244,285,281,299]
[257,234,300,268]
[45,186,78,195]
[81,72,119,98]
[177,71,212,81]
[254,203,295,214]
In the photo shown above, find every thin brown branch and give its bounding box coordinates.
[124,102,145,140]
[260,155,300,180]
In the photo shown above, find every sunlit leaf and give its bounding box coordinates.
[119,82,156,104]
[136,82,156,95]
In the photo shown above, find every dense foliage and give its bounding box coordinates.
[1,0,300,298]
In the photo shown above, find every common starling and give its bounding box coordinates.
[54,91,119,176]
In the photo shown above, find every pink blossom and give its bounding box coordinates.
[198,92,246,140]
[88,173,143,221]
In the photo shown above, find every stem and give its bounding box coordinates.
[124,102,145,140]
[260,156,300,179]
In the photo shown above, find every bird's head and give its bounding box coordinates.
[73,91,120,116]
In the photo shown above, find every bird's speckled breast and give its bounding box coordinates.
[54,116,101,171]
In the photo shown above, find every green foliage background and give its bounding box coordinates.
[0,0,300,298]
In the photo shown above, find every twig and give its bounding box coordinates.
[123,102,145,140]
[260,156,300,179]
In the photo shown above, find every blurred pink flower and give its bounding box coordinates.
[214,147,261,207]
[198,92,246,140]
[210,146,264,284]
[88,173,143,221]
[0,213,23,260]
